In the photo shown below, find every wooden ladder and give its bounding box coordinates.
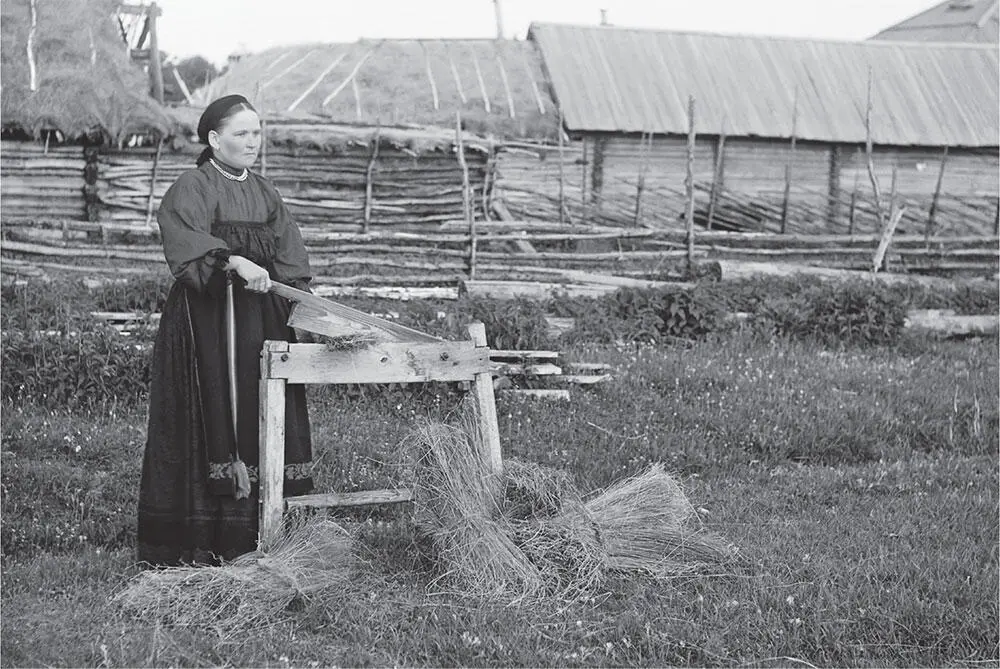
[257,322,501,548]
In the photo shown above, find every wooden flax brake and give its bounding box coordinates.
[269,281,442,343]
[258,282,502,549]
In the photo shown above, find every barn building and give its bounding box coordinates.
[518,22,999,236]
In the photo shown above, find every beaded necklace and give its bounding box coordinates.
[209,158,248,182]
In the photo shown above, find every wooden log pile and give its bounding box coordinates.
[4,216,996,290]
[0,142,86,220]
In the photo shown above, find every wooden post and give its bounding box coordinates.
[144,137,163,229]
[684,95,697,274]
[633,131,652,227]
[258,340,288,549]
[849,147,862,234]
[581,137,589,225]
[363,122,381,232]
[456,112,475,279]
[881,163,899,271]
[873,205,905,274]
[148,3,164,104]
[557,109,566,225]
[864,67,886,229]
[926,146,948,241]
[780,88,799,234]
[493,0,505,39]
[827,146,842,230]
[590,137,606,222]
[27,0,38,92]
[707,119,727,231]
[467,322,502,475]
[171,67,194,104]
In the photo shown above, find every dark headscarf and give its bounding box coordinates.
[195,94,256,166]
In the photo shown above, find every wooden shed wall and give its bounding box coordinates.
[579,133,999,235]
[2,139,490,232]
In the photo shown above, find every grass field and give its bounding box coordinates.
[2,328,998,667]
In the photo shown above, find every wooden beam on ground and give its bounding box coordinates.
[285,488,413,510]
[905,309,999,338]
[498,389,570,401]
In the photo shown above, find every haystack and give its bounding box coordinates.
[112,516,354,640]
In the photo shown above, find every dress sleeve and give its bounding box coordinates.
[156,171,230,292]
[266,180,312,291]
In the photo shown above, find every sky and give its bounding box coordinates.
[152,0,942,67]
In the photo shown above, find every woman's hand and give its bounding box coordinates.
[225,255,272,294]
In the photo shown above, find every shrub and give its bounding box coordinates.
[752,279,908,347]
[1,323,152,411]
[560,287,725,345]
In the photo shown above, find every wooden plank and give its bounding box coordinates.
[489,349,560,360]
[499,389,570,401]
[468,322,502,475]
[491,362,562,376]
[265,342,488,384]
[557,374,611,385]
[258,341,289,550]
[285,488,413,510]
[566,362,612,372]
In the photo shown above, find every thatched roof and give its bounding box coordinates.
[190,38,560,141]
[1,0,175,143]
[165,103,493,157]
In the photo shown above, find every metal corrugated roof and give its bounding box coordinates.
[529,23,1000,147]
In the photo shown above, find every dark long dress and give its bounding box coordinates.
[137,159,314,566]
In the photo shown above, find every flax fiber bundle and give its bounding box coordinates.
[581,463,732,574]
[112,516,354,640]
[404,400,732,602]
[403,398,544,601]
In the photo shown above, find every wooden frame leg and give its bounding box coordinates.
[259,341,288,550]
[467,322,502,474]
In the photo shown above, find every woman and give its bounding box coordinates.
[137,94,314,566]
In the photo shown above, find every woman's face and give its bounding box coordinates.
[209,108,261,169]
